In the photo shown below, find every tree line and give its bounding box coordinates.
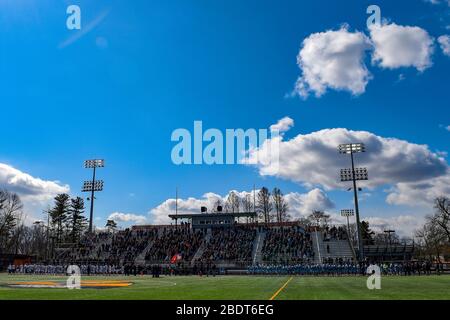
[415,197,450,263]
[0,190,89,259]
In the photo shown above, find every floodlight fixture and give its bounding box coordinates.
[340,168,368,181]
[340,209,355,217]
[82,180,104,192]
[84,159,105,168]
[339,143,365,154]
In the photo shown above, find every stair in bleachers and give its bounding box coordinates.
[312,231,354,263]
[252,231,266,265]
[311,231,322,263]
[135,240,155,265]
[190,232,211,266]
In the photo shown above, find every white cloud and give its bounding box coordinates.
[108,212,148,225]
[323,212,422,238]
[447,125,450,132]
[270,117,294,134]
[386,174,450,206]
[0,163,69,201]
[285,189,334,219]
[0,163,70,222]
[364,215,424,238]
[247,119,449,206]
[294,26,372,98]
[292,22,438,98]
[149,192,224,225]
[424,0,450,6]
[438,35,450,56]
[369,23,434,71]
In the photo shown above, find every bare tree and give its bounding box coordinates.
[415,219,446,262]
[225,191,241,213]
[0,190,24,252]
[373,232,400,245]
[241,194,253,212]
[431,196,450,243]
[308,210,330,228]
[241,193,254,223]
[257,187,273,223]
[272,188,289,222]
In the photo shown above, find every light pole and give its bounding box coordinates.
[340,209,354,238]
[339,143,368,262]
[82,159,104,233]
[384,229,395,261]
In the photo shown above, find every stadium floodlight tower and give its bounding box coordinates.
[82,159,104,233]
[339,143,368,261]
[340,209,354,238]
[384,229,395,260]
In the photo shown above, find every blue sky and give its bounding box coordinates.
[0,0,449,235]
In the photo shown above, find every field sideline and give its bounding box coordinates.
[0,274,449,300]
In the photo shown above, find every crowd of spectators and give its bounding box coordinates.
[261,226,314,265]
[144,226,204,263]
[200,226,256,263]
[99,229,158,264]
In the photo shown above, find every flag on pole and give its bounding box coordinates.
[170,254,182,264]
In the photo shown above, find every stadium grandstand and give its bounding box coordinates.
[4,204,443,277]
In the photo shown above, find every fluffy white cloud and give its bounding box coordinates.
[284,189,334,219]
[247,119,449,206]
[294,27,372,98]
[270,117,294,134]
[292,22,438,98]
[0,163,69,201]
[149,192,224,225]
[0,163,70,222]
[438,35,450,56]
[364,215,423,238]
[369,23,434,71]
[386,174,450,206]
[108,212,148,225]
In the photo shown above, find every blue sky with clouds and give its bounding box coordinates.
[0,0,449,235]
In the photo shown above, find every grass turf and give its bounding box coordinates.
[0,273,449,300]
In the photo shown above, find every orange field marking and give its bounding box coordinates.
[9,280,133,288]
[269,277,293,300]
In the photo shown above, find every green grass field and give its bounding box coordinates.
[0,273,449,300]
